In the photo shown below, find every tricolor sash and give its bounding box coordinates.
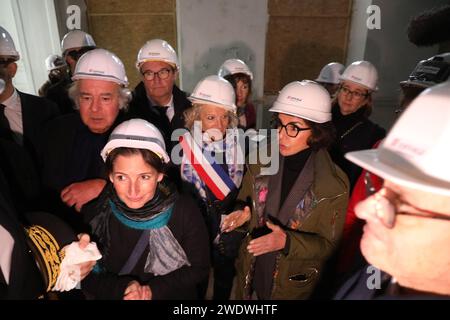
[179,132,236,200]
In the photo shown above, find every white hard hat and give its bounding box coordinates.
[101,119,170,163]
[269,80,332,123]
[136,39,179,70]
[0,26,19,61]
[189,75,237,112]
[218,59,253,80]
[340,60,378,91]
[61,30,96,54]
[72,48,128,86]
[315,62,344,84]
[400,53,450,89]
[45,54,67,71]
[346,81,450,196]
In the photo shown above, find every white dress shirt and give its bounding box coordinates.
[148,94,175,122]
[2,89,23,145]
[0,224,14,284]
[165,95,175,122]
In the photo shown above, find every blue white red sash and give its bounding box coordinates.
[179,132,236,200]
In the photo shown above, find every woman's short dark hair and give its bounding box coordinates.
[224,73,252,101]
[105,147,166,175]
[304,119,336,150]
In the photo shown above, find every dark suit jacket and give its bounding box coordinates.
[44,78,76,115]
[0,92,59,214]
[0,138,40,214]
[37,113,125,231]
[0,170,44,299]
[333,263,449,300]
[19,90,60,164]
[127,83,191,151]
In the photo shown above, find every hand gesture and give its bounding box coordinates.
[61,179,106,212]
[123,281,152,300]
[246,221,286,256]
[221,206,251,233]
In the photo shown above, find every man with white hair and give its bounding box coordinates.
[38,48,130,231]
[335,81,450,299]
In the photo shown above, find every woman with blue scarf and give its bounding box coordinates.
[81,119,210,300]
[180,75,245,300]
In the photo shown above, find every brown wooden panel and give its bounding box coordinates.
[269,0,352,17]
[265,16,349,93]
[265,0,352,94]
[86,0,175,14]
[88,14,176,88]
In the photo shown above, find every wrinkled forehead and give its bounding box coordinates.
[140,60,175,72]
[198,103,229,115]
[340,80,369,92]
[78,78,120,93]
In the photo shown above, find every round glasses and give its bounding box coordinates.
[142,68,172,81]
[271,118,311,138]
[340,86,369,100]
[370,187,450,228]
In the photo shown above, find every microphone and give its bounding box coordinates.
[407,5,450,46]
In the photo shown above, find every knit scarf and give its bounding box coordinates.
[180,127,244,201]
[90,181,190,276]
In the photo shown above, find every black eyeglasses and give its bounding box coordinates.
[142,68,172,81]
[340,86,369,100]
[271,118,311,138]
[66,47,95,61]
[372,187,450,228]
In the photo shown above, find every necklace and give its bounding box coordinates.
[340,121,364,139]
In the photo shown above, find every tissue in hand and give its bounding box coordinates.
[53,241,102,292]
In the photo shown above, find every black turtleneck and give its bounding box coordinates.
[280,147,312,209]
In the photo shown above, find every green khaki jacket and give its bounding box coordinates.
[235,148,349,300]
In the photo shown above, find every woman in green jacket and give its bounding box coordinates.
[222,80,349,300]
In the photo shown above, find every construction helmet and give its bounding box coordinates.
[269,80,332,123]
[315,62,344,84]
[400,53,450,88]
[72,48,128,86]
[346,81,450,196]
[101,119,170,163]
[340,60,378,91]
[218,58,253,80]
[189,75,237,112]
[45,54,67,71]
[136,39,179,70]
[0,26,19,61]
[61,30,96,54]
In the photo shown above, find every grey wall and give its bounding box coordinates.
[363,0,446,129]
[177,0,268,127]
[1,0,60,94]
[54,0,90,39]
